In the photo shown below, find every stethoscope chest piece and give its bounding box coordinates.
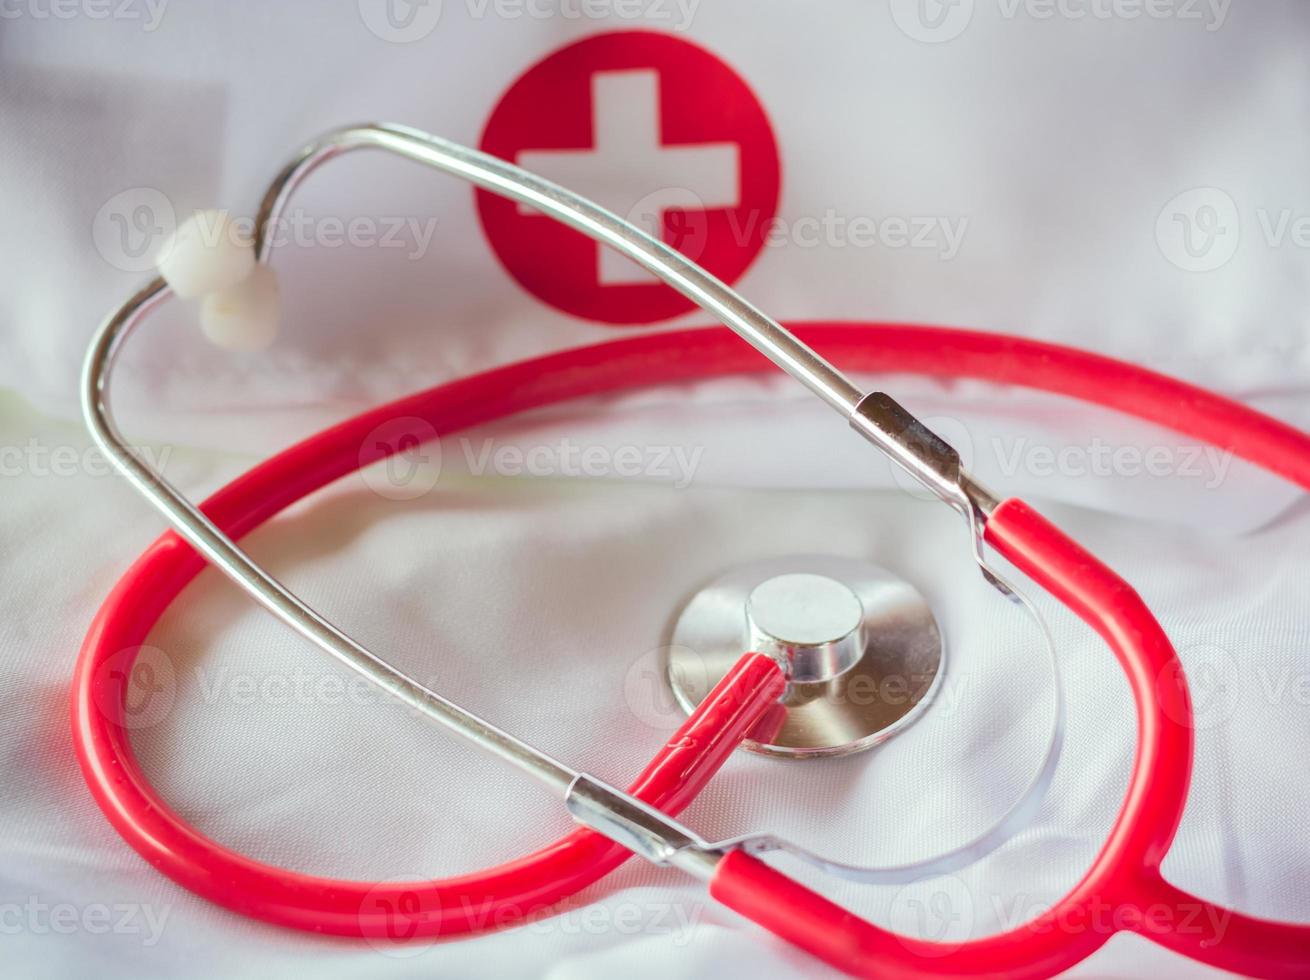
[665,555,944,759]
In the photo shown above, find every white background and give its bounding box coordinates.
[1,2,1308,977]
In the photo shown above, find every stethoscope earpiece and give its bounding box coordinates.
[156,208,280,352]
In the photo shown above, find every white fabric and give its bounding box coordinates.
[3,1,1310,426]
[4,394,1310,978]
[3,3,1310,978]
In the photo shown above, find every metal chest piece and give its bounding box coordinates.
[665,555,944,759]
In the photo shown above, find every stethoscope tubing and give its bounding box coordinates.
[74,322,1310,977]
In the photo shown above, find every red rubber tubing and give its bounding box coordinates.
[77,611,783,937]
[73,322,1310,969]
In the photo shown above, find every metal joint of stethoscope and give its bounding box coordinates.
[78,121,1310,979]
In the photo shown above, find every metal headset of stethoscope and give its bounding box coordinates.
[73,123,1310,978]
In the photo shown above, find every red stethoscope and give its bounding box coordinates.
[73,124,1310,978]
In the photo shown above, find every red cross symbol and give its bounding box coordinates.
[477,31,781,325]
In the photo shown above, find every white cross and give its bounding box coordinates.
[517,69,741,286]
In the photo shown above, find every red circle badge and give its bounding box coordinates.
[477,31,781,325]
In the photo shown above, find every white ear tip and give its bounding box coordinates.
[156,209,256,299]
[200,263,279,352]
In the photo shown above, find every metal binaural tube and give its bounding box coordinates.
[253,124,868,416]
[81,122,988,823]
[81,121,872,802]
